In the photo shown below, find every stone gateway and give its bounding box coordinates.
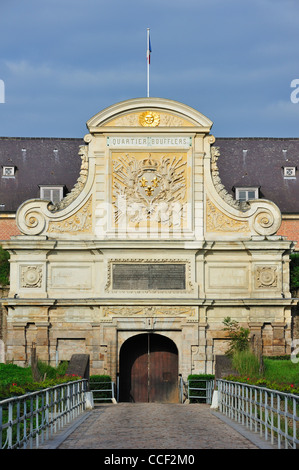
[2,98,296,402]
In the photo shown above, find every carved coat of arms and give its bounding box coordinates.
[112,153,187,226]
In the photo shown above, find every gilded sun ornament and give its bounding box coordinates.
[139,111,160,127]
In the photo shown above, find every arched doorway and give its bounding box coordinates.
[119,333,179,403]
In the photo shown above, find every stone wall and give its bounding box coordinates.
[0,286,8,362]
[0,286,8,339]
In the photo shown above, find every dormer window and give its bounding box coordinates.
[235,187,259,202]
[40,185,64,203]
[2,166,15,177]
[283,167,296,179]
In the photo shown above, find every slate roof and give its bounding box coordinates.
[215,138,299,214]
[0,136,298,214]
[0,137,83,212]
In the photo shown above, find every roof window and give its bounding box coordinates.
[40,185,64,203]
[2,166,16,177]
[235,187,259,202]
[283,167,296,179]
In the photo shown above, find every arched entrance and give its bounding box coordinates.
[119,333,179,403]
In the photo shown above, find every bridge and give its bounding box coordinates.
[1,376,298,450]
[40,402,269,450]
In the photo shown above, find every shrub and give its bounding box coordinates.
[0,246,10,286]
[37,360,69,380]
[290,253,299,292]
[0,362,82,400]
[187,374,215,403]
[0,363,32,387]
[89,375,113,402]
[223,375,299,395]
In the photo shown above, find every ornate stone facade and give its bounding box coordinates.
[1,98,296,383]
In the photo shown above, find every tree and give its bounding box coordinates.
[223,317,250,356]
[0,246,10,286]
[290,253,299,294]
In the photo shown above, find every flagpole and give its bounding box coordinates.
[147,28,150,97]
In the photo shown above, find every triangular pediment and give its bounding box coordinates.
[86,97,213,131]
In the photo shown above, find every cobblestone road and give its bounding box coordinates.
[48,403,266,450]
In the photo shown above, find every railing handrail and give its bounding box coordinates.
[217,379,299,400]
[186,378,214,404]
[216,379,299,449]
[0,379,88,449]
[89,380,115,402]
[0,379,88,406]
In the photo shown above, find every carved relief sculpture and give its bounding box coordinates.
[256,266,278,288]
[106,111,192,127]
[21,265,43,288]
[206,198,249,233]
[48,196,92,233]
[139,111,160,127]
[210,146,247,211]
[102,306,196,318]
[49,145,89,212]
[112,153,187,226]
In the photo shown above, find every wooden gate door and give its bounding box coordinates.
[119,333,179,403]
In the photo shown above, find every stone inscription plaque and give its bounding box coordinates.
[112,263,186,290]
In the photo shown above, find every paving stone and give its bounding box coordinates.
[54,403,260,450]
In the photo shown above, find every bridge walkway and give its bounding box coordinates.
[39,403,276,450]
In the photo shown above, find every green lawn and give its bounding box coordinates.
[226,353,299,394]
[263,357,299,386]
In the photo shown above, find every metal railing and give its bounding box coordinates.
[188,379,214,404]
[89,381,116,403]
[0,379,88,449]
[217,379,299,449]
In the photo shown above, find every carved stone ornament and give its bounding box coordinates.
[211,147,248,211]
[112,153,187,226]
[22,208,47,235]
[102,306,196,318]
[139,111,160,127]
[252,210,278,236]
[49,145,89,212]
[48,197,92,233]
[256,266,278,288]
[21,265,42,288]
[206,198,249,233]
[105,112,193,127]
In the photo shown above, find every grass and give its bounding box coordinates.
[263,357,299,386]
[226,351,299,394]
[232,349,261,377]
[224,353,299,445]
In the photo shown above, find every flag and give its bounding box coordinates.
[147,32,152,64]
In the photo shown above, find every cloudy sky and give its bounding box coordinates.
[1,0,299,138]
